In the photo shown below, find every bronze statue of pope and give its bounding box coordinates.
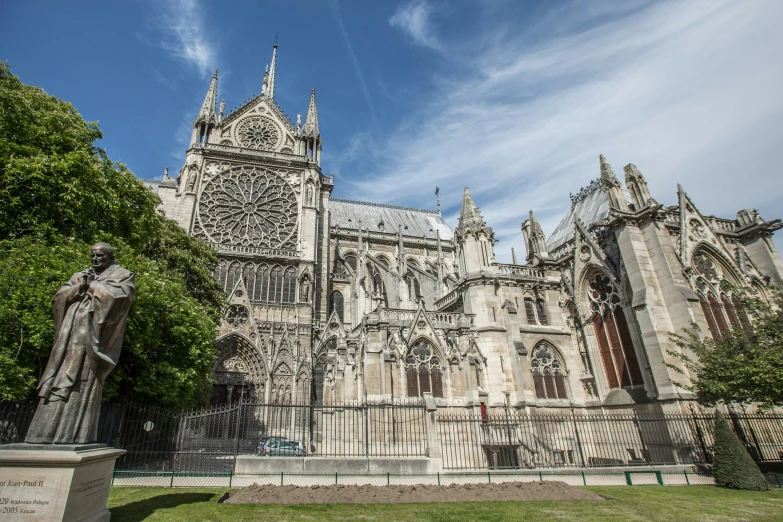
[25,243,135,444]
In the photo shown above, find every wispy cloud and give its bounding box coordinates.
[328,0,376,118]
[389,0,442,51]
[153,0,217,78]
[344,0,783,261]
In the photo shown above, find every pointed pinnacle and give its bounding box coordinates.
[599,154,616,181]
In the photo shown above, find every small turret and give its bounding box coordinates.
[455,187,495,275]
[599,154,629,211]
[301,86,322,164]
[190,69,219,147]
[624,163,654,211]
[521,210,550,264]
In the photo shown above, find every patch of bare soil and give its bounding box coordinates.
[222,481,604,504]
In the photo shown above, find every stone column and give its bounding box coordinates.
[422,392,442,459]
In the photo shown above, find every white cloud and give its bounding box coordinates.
[154,0,217,78]
[389,0,441,51]
[344,0,783,261]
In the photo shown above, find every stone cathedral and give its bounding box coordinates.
[155,45,783,414]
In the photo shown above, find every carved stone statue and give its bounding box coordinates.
[25,243,135,444]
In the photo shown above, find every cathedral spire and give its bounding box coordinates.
[598,154,628,211]
[193,69,218,127]
[457,187,485,233]
[624,163,654,211]
[599,154,617,183]
[191,69,219,147]
[455,187,495,275]
[262,43,278,99]
[301,86,320,138]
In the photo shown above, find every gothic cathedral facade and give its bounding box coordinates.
[156,46,783,414]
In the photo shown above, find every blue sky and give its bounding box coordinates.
[3,0,783,261]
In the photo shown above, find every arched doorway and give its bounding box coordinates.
[212,334,267,405]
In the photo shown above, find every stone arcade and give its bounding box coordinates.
[154,44,783,417]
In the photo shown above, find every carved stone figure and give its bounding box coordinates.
[25,243,135,444]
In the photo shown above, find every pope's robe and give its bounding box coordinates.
[25,263,135,444]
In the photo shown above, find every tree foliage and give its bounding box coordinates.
[712,411,768,490]
[669,285,783,407]
[0,62,224,408]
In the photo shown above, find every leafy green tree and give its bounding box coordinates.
[712,411,768,490]
[0,62,224,408]
[669,286,783,407]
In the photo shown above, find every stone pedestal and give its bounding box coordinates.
[0,444,125,522]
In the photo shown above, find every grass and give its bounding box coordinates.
[107,485,783,521]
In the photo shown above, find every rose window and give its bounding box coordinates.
[588,274,621,313]
[236,116,280,150]
[225,304,249,327]
[406,341,440,371]
[198,166,298,249]
[693,253,719,281]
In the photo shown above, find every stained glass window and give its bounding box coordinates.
[405,341,443,398]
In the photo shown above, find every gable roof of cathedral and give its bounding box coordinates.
[330,199,453,240]
[546,177,610,252]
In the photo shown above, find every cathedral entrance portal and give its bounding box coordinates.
[212,334,267,405]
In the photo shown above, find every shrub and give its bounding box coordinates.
[712,410,768,490]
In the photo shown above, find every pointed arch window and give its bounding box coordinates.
[588,273,644,389]
[258,265,270,301]
[225,261,242,293]
[312,356,326,406]
[471,358,483,389]
[282,267,297,304]
[376,255,390,268]
[269,266,284,303]
[721,294,739,328]
[692,246,748,338]
[343,254,357,272]
[405,271,421,301]
[524,297,549,325]
[531,343,569,400]
[405,340,443,398]
[733,295,752,331]
[329,291,344,321]
[214,261,227,291]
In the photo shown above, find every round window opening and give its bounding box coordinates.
[226,304,249,327]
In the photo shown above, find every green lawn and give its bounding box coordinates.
[107,485,783,522]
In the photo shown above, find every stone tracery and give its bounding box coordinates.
[235,116,281,149]
[198,165,298,250]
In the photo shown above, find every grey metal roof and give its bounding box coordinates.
[330,199,454,240]
[546,181,610,251]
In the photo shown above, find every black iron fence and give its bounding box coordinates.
[2,400,782,473]
[437,409,783,470]
[112,399,428,473]
[0,400,124,446]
